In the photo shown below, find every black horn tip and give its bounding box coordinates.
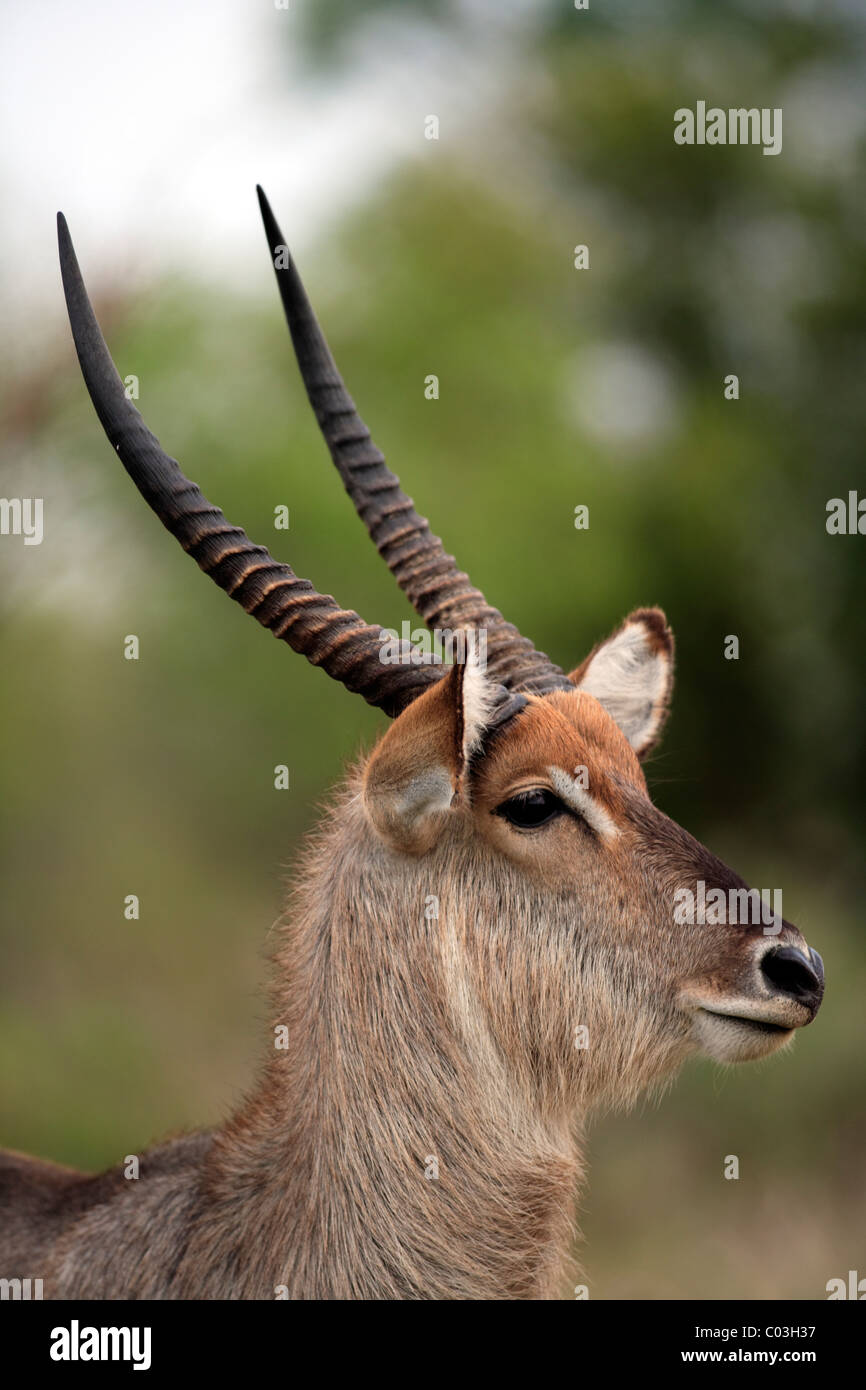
[57,213,86,313]
[57,211,74,264]
[256,184,287,257]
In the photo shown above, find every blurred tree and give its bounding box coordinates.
[1,0,863,1299]
[291,0,866,842]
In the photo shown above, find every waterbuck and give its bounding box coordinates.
[0,190,823,1300]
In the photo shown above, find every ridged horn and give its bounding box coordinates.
[256,186,572,699]
[56,211,446,718]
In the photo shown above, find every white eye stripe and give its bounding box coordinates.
[547,767,620,840]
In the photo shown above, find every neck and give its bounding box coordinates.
[194,779,583,1300]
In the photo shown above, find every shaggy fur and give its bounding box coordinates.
[0,611,820,1299]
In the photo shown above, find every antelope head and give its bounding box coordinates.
[58,190,824,1130]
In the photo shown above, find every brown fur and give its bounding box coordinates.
[0,612,820,1299]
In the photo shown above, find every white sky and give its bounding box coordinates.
[5,0,861,326]
[0,0,482,321]
[0,0,520,620]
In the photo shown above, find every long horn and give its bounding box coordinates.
[56,212,445,718]
[256,186,572,699]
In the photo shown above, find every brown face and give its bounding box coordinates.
[63,198,823,1107]
[363,607,824,1106]
[471,688,824,1075]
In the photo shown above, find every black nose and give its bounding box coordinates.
[761,944,824,1009]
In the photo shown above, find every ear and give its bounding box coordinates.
[363,656,497,854]
[568,607,674,760]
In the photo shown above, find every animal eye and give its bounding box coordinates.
[495,789,564,830]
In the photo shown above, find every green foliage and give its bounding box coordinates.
[2,0,864,1298]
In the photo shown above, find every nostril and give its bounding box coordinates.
[761,945,822,1003]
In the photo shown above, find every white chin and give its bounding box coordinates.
[692,1009,794,1063]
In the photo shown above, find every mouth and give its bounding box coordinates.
[690,1005,796,1062]
[679,943,824,1064]
[699,1009,791,1036]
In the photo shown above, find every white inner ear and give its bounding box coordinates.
[363,652,498,853]
[577,621,670,753]
[385,766,455,824]
[461,653,498,762]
